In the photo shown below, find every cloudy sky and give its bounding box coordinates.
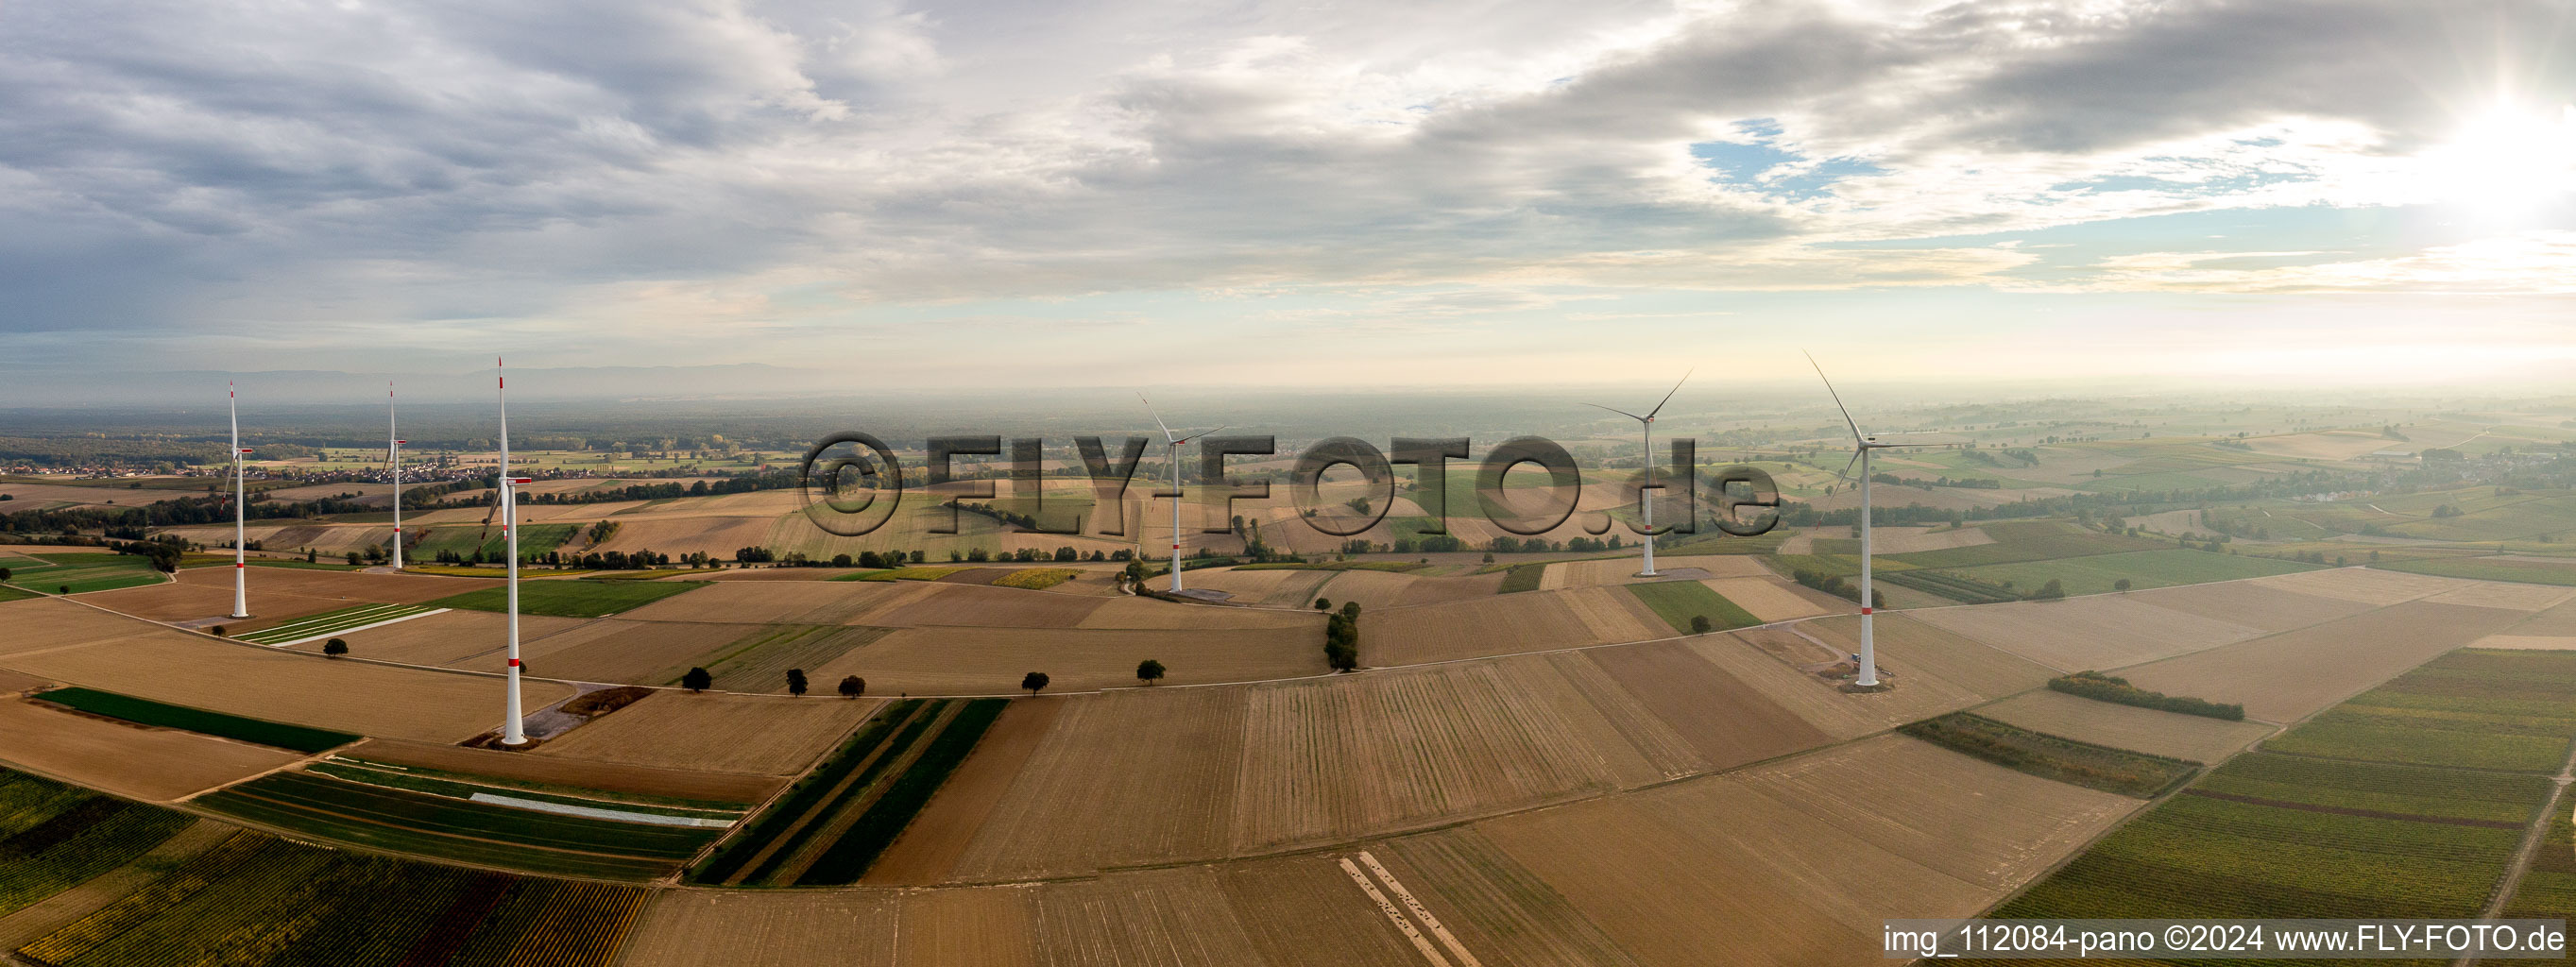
[5,0,2572,390]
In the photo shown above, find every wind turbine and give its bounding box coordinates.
[1806,352,1939,689]
[1587,369,1692,577]
[497,359,528,745]
[229,382,248,619]
[387,382,404,570]
[1138,393,1223,594]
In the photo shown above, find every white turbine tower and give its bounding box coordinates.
[229,382,248,619]
[1138,393,1223,594]
[498,359,528,745]
[1587,369,1692,577]
[388,381,404,570]
[1807,352,1938,689]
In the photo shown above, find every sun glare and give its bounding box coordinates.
[2430,102,2576,217]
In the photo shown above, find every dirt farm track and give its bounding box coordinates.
[0,558,2568,965]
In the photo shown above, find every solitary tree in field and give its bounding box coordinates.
[1314,598,1330,611]
[323,637,348,658]
[2112,578,2132,591]
[58,585,71,596]
[1021,671,1049,696]
[839,675,864,699]
[0,567,11,582]
[1689,615,1712,635]
[682,667,712,692]
[210,625,227,636]
[785,669,809,697]
[1136,659,1165,686]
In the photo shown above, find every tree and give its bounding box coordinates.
[1314,598,1331,611]
[1136,659,1166,686]
[210,625,226,636]
[2112,578,2132,591]
[323,637,348,657]
[1021,671,1049,696]
[681,667,712,692]
[305,547,318,564]
[58,585,71,595]
[839,675,864,699]
[0,567,10,582]
[2030,578,2066,601]
[1689,615,1712,635]
[785,669,808,697]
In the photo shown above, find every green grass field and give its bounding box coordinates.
[1900,713,2198,798]
[424,578,708,618]
[0,552,165,595]
[2377,555,2576,586]
[1626,580,1760,634]
[1943,548,2323,596]
[1990,648,2576,926]
[33,687,357,754]
[196,771,718,880]
[1495,563,1545,593]
[235,602,438,645]
[0,585,37,602]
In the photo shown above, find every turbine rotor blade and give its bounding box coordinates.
[1136,391,1177,442]
[1584,402,1646,422]
[1643,367,1693,420]
[1802,350,1866,446]
[1836,449,1861,482]
[1176,424,1230,444]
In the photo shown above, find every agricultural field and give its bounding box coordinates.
[693,624,894,692]
[1477,735,2137,964]
[2260,647,2576,771]
[1898,712,2198,798]
[947,687,1247,880]
[533,690,877,775]
[0,611,572,743]
[232,602,442,646]
[0,696,304,802]
[0,551,165,595]
[2379,554,2576,586]
[1938,547,2324,597]
[687,698,1006,887]
[425,577,708,619]
[1989,649,2576,929]
[31,687,358,753]
[1624,579,1759,634]
[2119,601,2538,721]
[2500,805,2576,919]
[196,769,722,879]
[1880,524,2169,569]
[1977,689,2275,764]
[1906,592,2272,671]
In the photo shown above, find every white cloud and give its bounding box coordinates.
[0,0,2571,374]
